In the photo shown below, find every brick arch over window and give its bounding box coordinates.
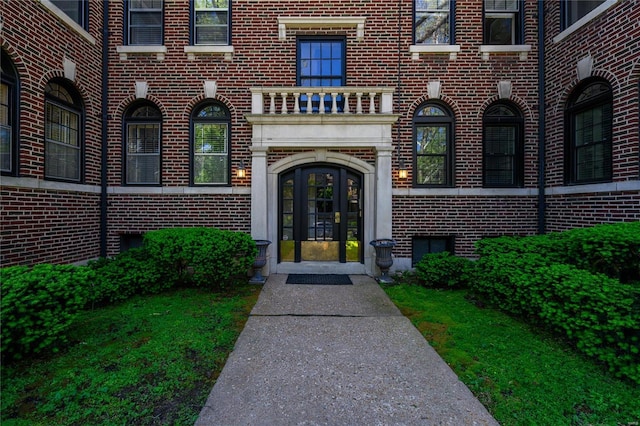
[407,94,462,122]
[183,94,237,122]
[113,94,168,121]
[551,68,619,116]
[477,94,534,123]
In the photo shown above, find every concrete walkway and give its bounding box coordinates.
[195,275,499,426]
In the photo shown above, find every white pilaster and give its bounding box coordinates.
[375,147,394,239]
[251,147,269,240]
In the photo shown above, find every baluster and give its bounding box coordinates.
[280,92,288,114]
[343,92,351,114]
[356,93,363,114]
[319,92,326,114]
[293,93,300,114]
[369,92,376,114]
[306,92,313,114]
[331,93,338,114]
[269,93,276,114]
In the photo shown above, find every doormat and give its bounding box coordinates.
[286,274,353,285]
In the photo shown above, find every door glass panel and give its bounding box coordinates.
[346,177,361,261]
[280,177,295,261]
[303,172,337,261]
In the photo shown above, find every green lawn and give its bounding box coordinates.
[1,285,260,425]
[384,283,640,426]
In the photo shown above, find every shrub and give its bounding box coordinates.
[1,264,93,361]
[87,247,164,306]
[555,222,640,283]
[143,228,257,288]
[472,252,640,384]
[414,252,475,289]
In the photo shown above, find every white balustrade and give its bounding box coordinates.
[250,87,395,115]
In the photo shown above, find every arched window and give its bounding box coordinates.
[1,50,19,176]
[124,102,162,185]
[565,79,613,184]
[413,102,454,187]
[191,101,230,185]
[483,102,524,187]
[45,79,83,182]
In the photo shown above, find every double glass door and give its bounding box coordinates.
[280,165,362,263]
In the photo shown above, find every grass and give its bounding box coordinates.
[383,283,640,426]
[1,285,260,426]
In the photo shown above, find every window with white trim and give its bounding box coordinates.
[561,0,606,30]
[484,0,522,45]
[51,0,89,29]
[192,0,230,45]
[126,0,163,45]
[45,80,83,182]
[414,0,454,44]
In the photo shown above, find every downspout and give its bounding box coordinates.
[537,0,546,235]
[100,0,109,256]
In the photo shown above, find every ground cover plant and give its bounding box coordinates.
[384,284,640,425]
[1,285,260,425]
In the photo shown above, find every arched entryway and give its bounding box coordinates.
[279,164,363,264]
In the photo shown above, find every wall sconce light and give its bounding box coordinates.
[237,160,246,179]
[398,159,408,180]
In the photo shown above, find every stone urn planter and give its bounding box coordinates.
[369,239,396,283]
[249,240,271,284]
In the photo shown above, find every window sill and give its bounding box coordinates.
[553,0,618,43]
[277,16,366,41]
[479,45,531,61]
[184,45,234,61]
[116,45,167,61]
[409,45,461,60]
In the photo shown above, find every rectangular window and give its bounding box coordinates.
[414,0,452,44]
[127,0,163,45]
[412,236,452,266]
[45,102,80,181]
[484,0,520,45]
[298,38,345,113]
[561,0,606,30]
[51,0,88,29]
[193,122,228,184]
[484,126,516,186]
[126,123,160,184]
[194,0,229,45]
[416,125,449,185]
[574,105,611,182]
[0,82,11,173]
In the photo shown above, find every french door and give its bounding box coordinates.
[279,165,363,263]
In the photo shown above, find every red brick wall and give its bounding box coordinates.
[1,0,104,266]
[543,0,640,230]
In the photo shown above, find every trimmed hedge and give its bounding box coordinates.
[1,265,93,361]
[87,247,163,306]
[414,251,475,289]
[1,228,258,362]
[143,227,257,288]
[476,222,640,284]
[473,222,640,384]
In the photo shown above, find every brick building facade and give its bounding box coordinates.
[2,1,639,276]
